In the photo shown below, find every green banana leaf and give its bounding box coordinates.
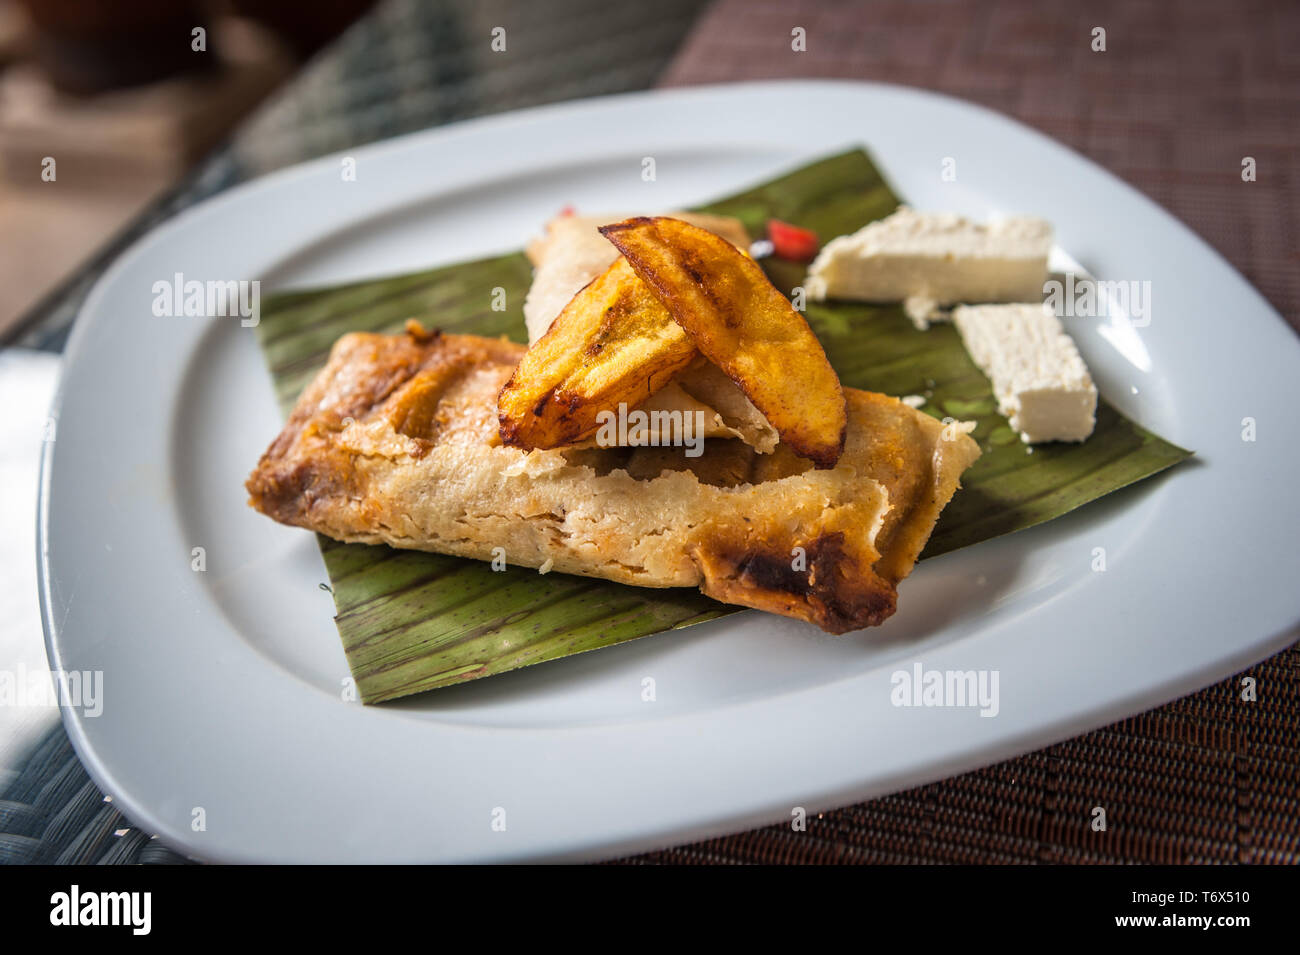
[255,149,1190,703]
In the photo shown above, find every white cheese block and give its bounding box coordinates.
[806,207,1052,305]
[952,303,1097,444]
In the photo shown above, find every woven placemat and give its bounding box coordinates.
[0,727,189,865]
[608,0,1300,864]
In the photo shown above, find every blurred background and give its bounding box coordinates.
[0,0,1296,865]
[0,0,720,346]
[3,0,1295,350]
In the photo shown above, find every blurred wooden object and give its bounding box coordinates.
[0,17,293,184]
[0,2,31,69]
[10,0,212,94]
[0,17,294,339]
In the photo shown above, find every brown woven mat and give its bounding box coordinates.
[612,0,1300,864]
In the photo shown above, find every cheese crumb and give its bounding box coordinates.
[903,296,945,330]
[943,419,978,440]
[538,558,555,575]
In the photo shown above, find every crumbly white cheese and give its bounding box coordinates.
[903,295,947,331]
[951,303,1097,444]
[806,207,1052,306]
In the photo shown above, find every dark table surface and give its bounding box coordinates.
[3,0,1296,864]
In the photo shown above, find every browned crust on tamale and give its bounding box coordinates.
[247,325,980,634]
[691,533,897,634]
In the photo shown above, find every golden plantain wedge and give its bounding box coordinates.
[498,256,698,450]
[601,216,848,468]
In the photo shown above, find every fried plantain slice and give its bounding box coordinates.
[600,216,847,468]
[498,256,697,450]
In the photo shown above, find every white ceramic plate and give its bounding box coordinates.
[41,81,1300,862]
